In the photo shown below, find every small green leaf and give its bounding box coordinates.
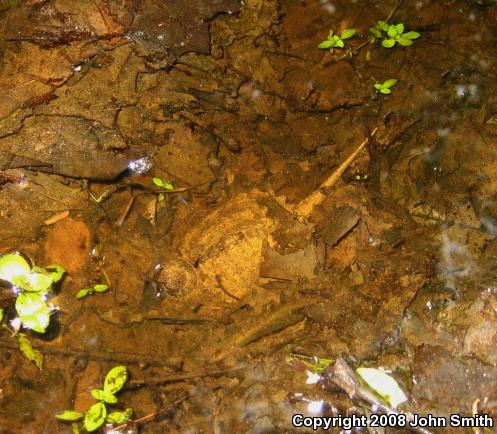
[158,193,166,202]
[15,293,51,333]
[336,39,345,48]
[383,79,398,88]
[0,253,30,283]
[382,39,396,48]
[91,389,106,401]
[104,365,128,395]
[45,264,66,283]
[55,410,85,421]
[91,388,118,404]
[378,21,389,31]
[397,37,413,46]
[387,25,398,38]
[403,31,420,40]
[102,391,118,404]
[380,88,392,94]
[356,367,407,409]
[369,27,382,38]
[12,272,52,293]
[374,83,383,90]
[106,408,133,425]
[84,401,107,432]
[76,288,90,300]
[340,28,357,40]
[395,23,404,34]
[93,284,108,293]
[318,40,333,49]
[153,177,174,190]
[152,177,165,187]
[285,355,334,373]
[17,333,44,369]
[72,423,80,434]
[0,308,3,323]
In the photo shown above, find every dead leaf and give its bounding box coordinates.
[44,218,91,273]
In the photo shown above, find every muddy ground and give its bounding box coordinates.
[1,0,497,433]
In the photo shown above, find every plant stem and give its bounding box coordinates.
[386,0,402,23]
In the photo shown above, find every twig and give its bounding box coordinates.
[127,366,247,388]
[115,193,135,227]
[295,128,377,220]
[110,394,190,432]
[0,336,179,369]
[89,180,201,204]
[215,274,241,301]
[44,210,69,225]
[0,172,22,184]
[386,0,402,23]
[213,300,313,362]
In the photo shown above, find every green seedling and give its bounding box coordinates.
[370,21,420,48]
[152,177,174,201]
[56,365,133,432]
[0,253,65,334]
[373,79,398,97]
[318,28,357,53]
[76,284,109,300]
[285,354,334,373]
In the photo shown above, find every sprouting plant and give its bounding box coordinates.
[152,177,174,201]
[0,253,65,334]
[76,284,109,300]
[318,28,357,53]
[369,21,420,48]
[373,79,397,98]
[56,365,133,432]
[285,354,334,373]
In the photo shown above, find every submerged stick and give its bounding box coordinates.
[0,336,179,369]
[213,300,313,362]
[115,194,135,227]
[295,128,377,221]
[128,366,247,388]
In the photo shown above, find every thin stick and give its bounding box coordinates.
[0,337,179,369]
[110,394,190,432]
[44,210,69,225]
[115,193,135,227]
[295,128,377,220]
[90,181,201,204]
[0,172,22,183]
[386,0,402,23]
[127,366,247,388]
[215,274,241,301]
